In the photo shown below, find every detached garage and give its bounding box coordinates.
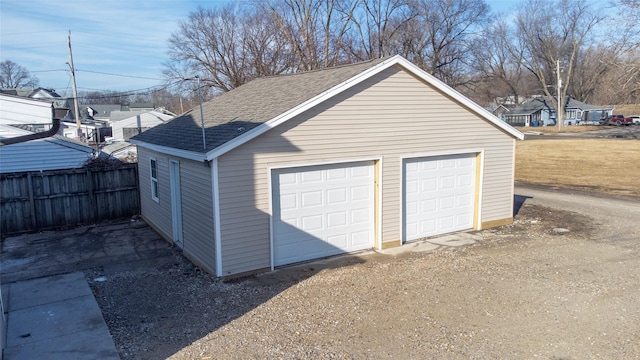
[131,55,524,278]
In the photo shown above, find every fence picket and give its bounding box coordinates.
[0,164,140,235]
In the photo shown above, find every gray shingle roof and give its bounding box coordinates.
[132,57,390,153]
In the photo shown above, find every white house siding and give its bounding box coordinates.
[216,65,516,276]
[0,94,53,125]
[110,111,172,141]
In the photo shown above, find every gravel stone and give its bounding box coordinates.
[88,200,640,359]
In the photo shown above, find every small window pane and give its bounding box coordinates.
[151,159,157,178]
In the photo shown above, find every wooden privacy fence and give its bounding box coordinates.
[1,164,140,235]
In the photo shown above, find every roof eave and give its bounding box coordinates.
[203,56,522,162]
[130,138,206,162]
[204,56,404,160]
[145,55,524,161]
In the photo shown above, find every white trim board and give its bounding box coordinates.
[133,55,523,161]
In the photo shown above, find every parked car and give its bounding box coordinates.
[600,114,634,126]
[628,115,640,125]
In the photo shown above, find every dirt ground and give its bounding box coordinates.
[86,187,640,360]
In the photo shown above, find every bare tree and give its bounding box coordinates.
[469,18,527,105]
[396,0,490,86]
[261,0,358,70]
[344,0,413,60]
[0,60,39,88]
[514,0,603,128]
[164,4,292,93]
[569,45,616,104]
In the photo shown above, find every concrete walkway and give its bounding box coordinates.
[1,219,178,360]
[2,272,119,360]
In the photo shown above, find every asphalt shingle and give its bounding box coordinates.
[132,57,390,153]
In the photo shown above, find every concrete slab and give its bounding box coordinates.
[7,294,104,347]
[1,219,174,283]
[379,241,440,255]
[426,232,480,247]
[4,272,119,360]
[7,272,90,311]
[378,232,480,256]
[1,283,9,314]
[3,329,119,360]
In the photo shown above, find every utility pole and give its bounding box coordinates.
[67,31,82,139]
[557,60,563,129]
[183,76,206,151]
[196,76,206,151]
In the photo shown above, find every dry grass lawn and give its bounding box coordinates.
[516,138,640,198]
[515,125,602,134]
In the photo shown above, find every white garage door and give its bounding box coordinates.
[404,154,476,242]
[272,161,375,266]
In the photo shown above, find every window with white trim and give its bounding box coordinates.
[150,158,159,202]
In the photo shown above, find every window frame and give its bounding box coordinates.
[150,157,159,202]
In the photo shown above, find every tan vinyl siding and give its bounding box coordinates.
[138,147,172,240]
[217,65,516,276]
[139,148,216,273]
[179,159,216,274]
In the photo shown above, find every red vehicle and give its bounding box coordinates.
[600,114,634,126]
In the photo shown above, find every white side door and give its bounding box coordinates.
[169,160,183,248]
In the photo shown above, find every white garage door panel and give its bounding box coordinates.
[273,162,375,266]
[404,154,476,241]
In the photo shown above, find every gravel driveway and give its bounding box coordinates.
[88,185,640,359]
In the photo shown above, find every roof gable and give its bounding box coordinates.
[131,55,523,161]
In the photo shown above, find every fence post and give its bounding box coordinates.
[86,168,98,222]
[26,172,37,229]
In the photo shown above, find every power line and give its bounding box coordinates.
[73,80,182,100]
[31,69,68,73]
[75,69,164,81]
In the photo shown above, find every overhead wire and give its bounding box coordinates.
[75,69,164,81]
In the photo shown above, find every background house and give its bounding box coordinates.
[504,96,611,127]
[0,124,96,173]
[109,109,174,141]
[132,55,524,278]
[0,93,58,130]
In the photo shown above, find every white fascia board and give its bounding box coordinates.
[392,58,525,141]
[204,55,523,161]
[205,55,406,161]
[130,139,206,162]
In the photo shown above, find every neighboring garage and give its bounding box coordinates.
[131,55,524,278]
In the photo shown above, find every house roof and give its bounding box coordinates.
[507,96,608,116]
[0,124,97,173]
[29,87,62,98]
[82,104,122,119]
[110,110,174,140]
[0,88,33,97]
[102,141,134,154]
[131,55,524,161]
[0,124,95,152]
[0,87,61,98]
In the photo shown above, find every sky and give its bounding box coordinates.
[1,0,518,97]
